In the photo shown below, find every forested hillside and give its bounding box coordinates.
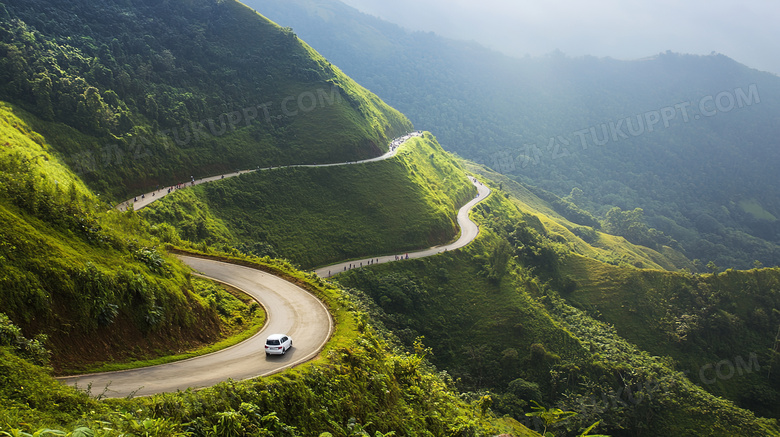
[251,0,780,270]
[0,102,245,373]
[0,0,411,200]
[0,0,426,375]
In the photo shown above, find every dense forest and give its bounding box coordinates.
[252,0,780,270]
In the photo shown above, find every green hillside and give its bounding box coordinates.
[0,100,530,435]
[143,133,474,269]
[464,162,693,272]
[563,255,780,418]
[0,253,537,436]
[337,177,780,436]
[0,101,251,374]
[251,0,780,270]
[0,0,411,200]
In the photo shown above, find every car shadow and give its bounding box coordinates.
[264,348,295,360]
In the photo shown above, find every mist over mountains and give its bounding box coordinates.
[249,0,780,269]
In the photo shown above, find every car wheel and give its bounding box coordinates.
[281,347,286,355]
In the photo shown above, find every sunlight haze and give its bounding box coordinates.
[339,0,780,75]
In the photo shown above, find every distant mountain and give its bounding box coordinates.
[249,0,780,269]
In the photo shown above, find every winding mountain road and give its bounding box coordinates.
[60,133,491,397]
[314,178,490,277]
[58,255,333,398]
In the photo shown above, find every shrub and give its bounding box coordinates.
[0,313,49,366]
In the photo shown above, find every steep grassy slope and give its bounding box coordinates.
[0,102,251,373]
[250,0,780,270]
[337,178,780,436]
[144,133,475,268]
[0,0,412,200]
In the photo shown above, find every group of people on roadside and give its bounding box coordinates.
[336,252,412,275]
[342,257,385,272]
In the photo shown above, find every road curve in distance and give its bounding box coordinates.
[57,255,333,398]
[314,177,491,277]
[117,132,423,212]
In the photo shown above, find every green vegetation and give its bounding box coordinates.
[0,0,411,200]
[465,162,692,272]
[563,255,780,418]
[79,277,266,374]
[143,133,475,269]
[3,0,780,435]
[0,3,531,434]
[0,253,539,436]
[254,0,780,270]
[740,199,778,222]
[0,102,242,374]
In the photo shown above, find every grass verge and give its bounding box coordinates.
[63,278,267,375]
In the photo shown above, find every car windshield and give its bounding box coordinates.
[267,339,280,345]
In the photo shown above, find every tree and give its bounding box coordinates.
[32,72,54,120]
[565,187,584,204]
[482,239,512,283]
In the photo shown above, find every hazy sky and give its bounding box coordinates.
[339,0,780,75]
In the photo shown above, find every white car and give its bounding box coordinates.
[265,334,292,356]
